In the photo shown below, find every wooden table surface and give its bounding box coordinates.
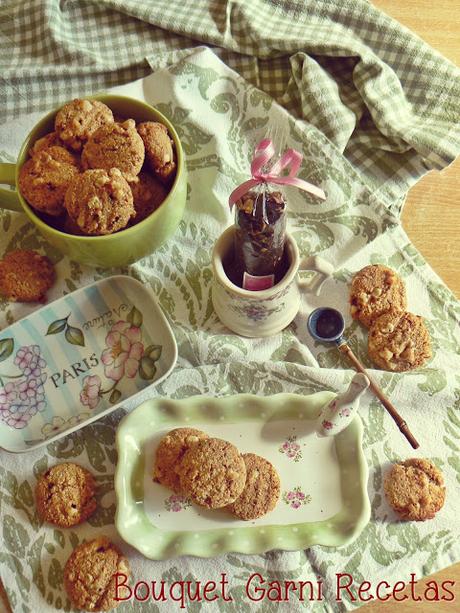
[362,5,460,613]
[1,2,459,612]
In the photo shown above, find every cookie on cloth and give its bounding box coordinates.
[55,98,114,152]
[177,437,247,509]
[64,536,130,611]
[65,168,134,235]
[349,264,407,328]
[35,462,97,527]
[0,249,55,302]
[129,171,168,224]
[153,427,209,493]
[137,121,176,185]
[384,458,445,521]
[19,145,80,216]
[82,119,144,181]
[227,453,280,520]
[368,309,431,371]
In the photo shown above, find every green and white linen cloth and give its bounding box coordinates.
[1,1,460,612]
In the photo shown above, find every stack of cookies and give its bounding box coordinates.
[349,264,431,371]
[19,98,176,236]
[153,428,281,520]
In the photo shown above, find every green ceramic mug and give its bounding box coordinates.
[0,95,187,267]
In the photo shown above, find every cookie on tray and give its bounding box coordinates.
[64,536,130,611]
[82,119,144,181]
[137,121,176,185]
[19,145,80,216]
[227,453,280,520]
[153,427,209,493]
[0,249,55,302]
[350,264,407,328]
[177,437,247,509]
[384,458,445,521]
[129,171,168,223]
[35,462,97,527]
[368,309,431,371]
[55,98,114,152]
[65,168,135,235]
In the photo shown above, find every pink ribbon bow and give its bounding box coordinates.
[228,138,326,207]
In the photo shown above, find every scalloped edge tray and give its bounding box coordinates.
[0,275,177,452]
[115,393,370,559]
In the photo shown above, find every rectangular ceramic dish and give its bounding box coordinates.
[0,275,177,452]
[115,393,370,559]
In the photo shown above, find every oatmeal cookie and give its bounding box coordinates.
[82,119,144,181]
[64,536,130,611]
[227,453,280,520]
[55,98,114,151]
[0,249,55,302]
[35,462,97,527]
[368,309,431,371]
[350,265,407,328]
[178,438,247,509]
[384,458,445,521]
[129,171,168,223]
[19,145,80,216]
[153,427,209,493]
[30,131,65,156]
[65,168,134,235]
[137,121,176,185]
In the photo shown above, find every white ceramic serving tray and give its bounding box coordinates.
[115,393,370,559]
[0,275,177,452]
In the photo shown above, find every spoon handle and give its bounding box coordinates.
[338,342,420,449]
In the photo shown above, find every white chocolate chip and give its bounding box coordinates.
[381,323,394,334]
[400,346,415,361]
[372,287,382,297]
[379,348,393,361]
[95,175,109,187]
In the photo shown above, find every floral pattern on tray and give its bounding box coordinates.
[278,434,303,462]
[164,494,192,512]
[282,486,312,509]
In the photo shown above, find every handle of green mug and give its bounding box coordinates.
[0,163,22,212]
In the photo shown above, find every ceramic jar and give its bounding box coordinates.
[211,225,334,337]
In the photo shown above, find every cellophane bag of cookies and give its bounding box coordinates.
[233,185,288,290]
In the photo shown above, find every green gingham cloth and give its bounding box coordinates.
[1,0,460,212]
[1,2,460,612]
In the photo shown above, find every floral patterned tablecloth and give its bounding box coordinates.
[1,6,460,611]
